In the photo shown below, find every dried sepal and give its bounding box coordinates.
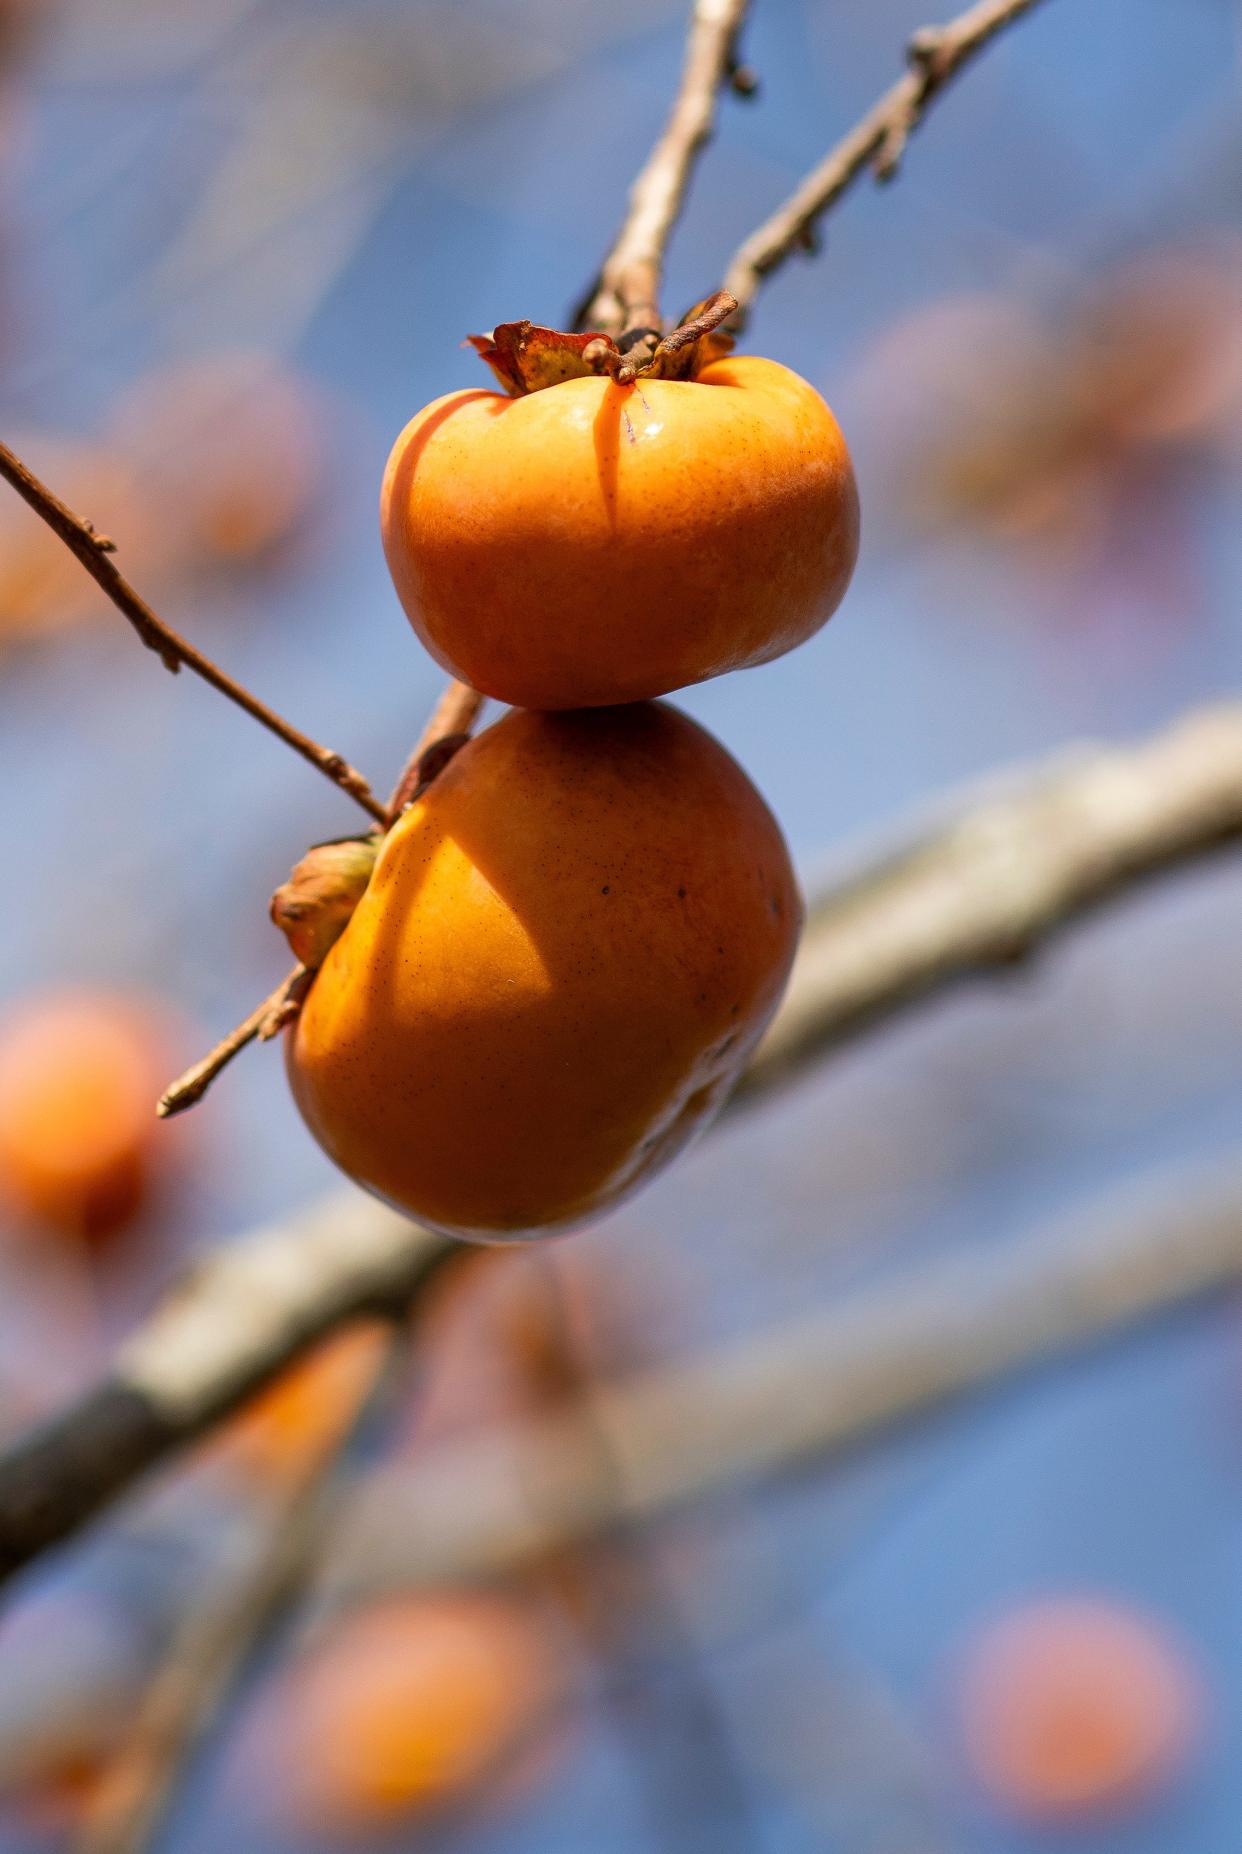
[467,323,622,397]
[270,834,381,969]
[467,292,739,396]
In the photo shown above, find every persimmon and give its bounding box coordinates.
[265,1592,558,1828]
[286,702,800,1240]
[957,1596,1200,1822]
[381,354,859,709]
[212,1320,389,1486]
[0,990,171,1242]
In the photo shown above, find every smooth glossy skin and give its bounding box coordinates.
[380,356,859,709]
[287,704,801,1240]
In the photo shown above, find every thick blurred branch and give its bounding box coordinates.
[0,440,386,823]
[317,1162,1242,1602]
[580,0,753,337]
[0,1197,457,1585]
[0,700,1240,1583]
[737,701,1242,1103]
[723,0,1051,323]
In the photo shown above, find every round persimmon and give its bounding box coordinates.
[957,1597,1200,1822]
[265,1593,558,1828]
[286,702,800,1240]
[0,989,170,1243]
[381,355,859,709]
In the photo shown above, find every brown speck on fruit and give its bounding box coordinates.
[677,886,687,899]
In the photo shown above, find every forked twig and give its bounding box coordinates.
[723,0,1052,321]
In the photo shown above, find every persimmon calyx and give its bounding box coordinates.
[271,834,381,969]
[467,290,738,397]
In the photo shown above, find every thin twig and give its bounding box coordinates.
[723,0,1051,323]
[581,0,754,336]
[529,1260,763,1854]
[318,1159,1242,1603]
[385,677,484,822]
[156,967,308,1120]
[1,698,1240,1582]
[70,1326,404,1854]
[0,442,386,823]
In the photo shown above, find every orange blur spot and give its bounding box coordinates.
[269,1593,559,1828]
[958,1596,1200,1821]
[0,989,172,1243]
[216,1321,389,1485]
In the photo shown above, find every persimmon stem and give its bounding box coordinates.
[0,440,387,824]
[723,0,1053,323]
[580,0,754,337]
[384,678,485,822]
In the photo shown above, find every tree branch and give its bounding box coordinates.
[0,440,386,824]
[723,0,1051,323]
[70,1329,403,1854]
[0,699,1239,1583]
[580,0,754,337]
[315,1160,1242,1603]
[0,1197,459,1586]
[735,700,1242,1104]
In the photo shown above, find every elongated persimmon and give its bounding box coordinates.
[381,356,858,709]
[286,703,799,1240]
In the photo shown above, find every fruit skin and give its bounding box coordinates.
[380,355,859,710]
[287,703,800,1240]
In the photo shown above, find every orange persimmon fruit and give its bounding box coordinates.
[381,355,859,709]
[957,1596,1200,1822]
[0,989,171,1243]
[265,1593,558,1828]
[212,1320,390,1486]
[286,702,800,1240]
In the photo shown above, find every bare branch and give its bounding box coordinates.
[0,441,387,823]
[316,1161,1242,1603]
[723,0,1051,323]
[70,1329,401,1854]
[581,0,753,336]
[0,699,1240,1583]
[0,1197,458,1586]
[735,701,1242,1104]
